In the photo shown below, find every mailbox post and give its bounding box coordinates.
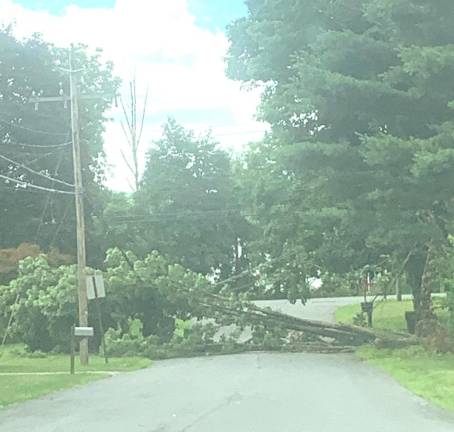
[361,302,374,328]
[70,326,94,375]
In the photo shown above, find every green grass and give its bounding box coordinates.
[335,298,449,332]
[358,346,454,411]
[0,345,151,407]
[0,374,102,407]
[336,299,454,411]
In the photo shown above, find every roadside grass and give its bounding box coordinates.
[0,345,151,407]
[335,298,449,332]
[336,299,454,411]
[357,345,454,412]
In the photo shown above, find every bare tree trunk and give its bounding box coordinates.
[120,77,148,192]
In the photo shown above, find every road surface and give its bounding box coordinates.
[1,352,454,431]
[256,296,368,323]
[1,297,453,431]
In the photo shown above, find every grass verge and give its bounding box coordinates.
[336,299,454,411]
[358,345,454,411]
[0,345,151,407]
[336,298,449,331]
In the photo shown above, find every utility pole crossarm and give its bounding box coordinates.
[30,95,112,103]
[29,96,71,103]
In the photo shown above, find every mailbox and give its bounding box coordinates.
[74,326,94,337]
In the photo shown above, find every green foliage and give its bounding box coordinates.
[0,248,210,352]
[227,0,454,311]
[173,318,193,338]
[104,319,154,357]
[0,26,119,262]
[128,119,252,277]
[0,255,77,351]
[0,243,72,285]
[104,317,232,360]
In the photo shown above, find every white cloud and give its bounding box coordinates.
[0,0,267,191]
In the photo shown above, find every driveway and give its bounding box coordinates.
[1,352,453,431]
[256,294,417,323]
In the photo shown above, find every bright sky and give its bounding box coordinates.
[1,0,267,191]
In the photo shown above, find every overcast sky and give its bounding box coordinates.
[0,0,267,190]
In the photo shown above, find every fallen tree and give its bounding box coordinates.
[105,247,415,355]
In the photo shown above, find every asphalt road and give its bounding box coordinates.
[1,352,454,432]
[256,296,367,323]
[1,297,453,431]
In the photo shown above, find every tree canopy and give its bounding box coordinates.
[0,26,119,263]
[226,0,454,317]
[120,119,251,276]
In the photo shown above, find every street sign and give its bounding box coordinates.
[74,326,94,337]
[87,274,106,300]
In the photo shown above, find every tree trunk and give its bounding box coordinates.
[406,246,432,322]
[234,237,241,274]
[419,249,434,321]
[396,277,402,302]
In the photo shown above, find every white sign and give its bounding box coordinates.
[87,274,106,300]
[74,327,94,337]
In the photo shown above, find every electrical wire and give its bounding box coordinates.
[0,173,74,195]
[105,194,306,223]
[0,140,72,149]
[49,199,73,248]
[0,118,68,137]
[34,149,66,242]
[23,150,65,166]
[0,153,74,188]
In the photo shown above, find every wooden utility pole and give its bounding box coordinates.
[69,48,89,365]
[30,46,92,364]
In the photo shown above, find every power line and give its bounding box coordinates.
[23,150,65,165]
[214,129,268,137]
[0,118,68,137]
[49,199,73,248]
[106,208,304,225]
[35,150,66,242]
[0,173,74,195]
[109,206,244,220]
[0,153,75,188]
[0,140,72,149]
[105,192,306,223]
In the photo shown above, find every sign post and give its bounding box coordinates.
[87,274,108,364]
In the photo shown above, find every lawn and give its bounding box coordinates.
[336,299,454,412]
[0,345,151,407]
[358,346,454,412]
[335,298,449,332]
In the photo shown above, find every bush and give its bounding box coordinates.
[0,248,210,353]
[103,319,154,357]
[0,256,77,352]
